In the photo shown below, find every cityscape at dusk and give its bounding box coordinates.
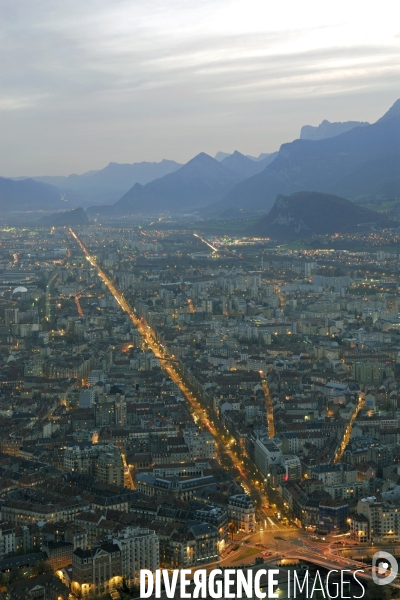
[1,221,400,597]
[1,1,400,599]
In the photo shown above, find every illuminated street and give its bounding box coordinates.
[261,374,275,438]
[193,232,218,253]
[334,395,364,464]
[69,228,266,510]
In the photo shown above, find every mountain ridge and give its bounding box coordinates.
[40,207,89,227]
[220,151,278,179]
[30,159,183,206]
[0,177,64,213]
[205,99,400,217]
[87,152,269,217]
[300,119,369,140]
[252,191,392,240]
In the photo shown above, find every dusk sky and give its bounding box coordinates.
[1,0,400,176]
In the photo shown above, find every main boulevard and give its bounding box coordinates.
[69,228,400,590]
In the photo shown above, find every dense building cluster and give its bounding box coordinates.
[1,224,400,596]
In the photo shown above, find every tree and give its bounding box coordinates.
[32,560,52,577]
[117,577,131,594]
[228,522,236,540]
[8,568,21,582]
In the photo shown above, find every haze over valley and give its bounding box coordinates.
[2,100,400,245]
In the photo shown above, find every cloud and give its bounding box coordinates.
[0,0,399,175]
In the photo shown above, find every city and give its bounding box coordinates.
[1,223,400,597]
[1,2,400,598]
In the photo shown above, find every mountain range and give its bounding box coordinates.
[0,177,64,213]
[215,151,276,162]
[87,151,275,217]
[300,119,369,140]
[2,151,274,214]
[252,191,392,240]
[2,100,400,220]
[207,99,400,216]
[30,159,183,206]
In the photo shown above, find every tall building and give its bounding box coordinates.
[253,437,282,479]
[64,446,96,474]
[64,444,124,486]
[72,545,123,598]
[168,522,219,567]
[95,394,126,427]
[0,524,16,559]
[304,262,312,277]
[282,454,301,481]
[4,308,19,326]
[94,445,124,486]
[318,498,349,533]
[114,527,159,587]
[115,397,127,426]
[354,362,392,386]
[88,370,107,386]
[183,428,216,459]
[73,526,159,592]
[355,498,400,542]
[95,399,115,427]
[228,494,256,533]
[79,389,95,409]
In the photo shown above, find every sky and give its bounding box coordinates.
[1,0,400,176]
